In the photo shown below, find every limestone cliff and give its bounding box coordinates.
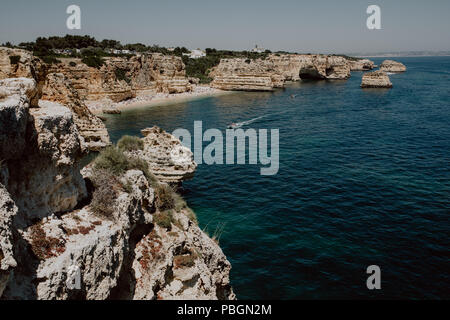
[40,73,110,151]
[0,78,234,300]
[0,78,87,223]
[211,74,275,91]
[0,47,46,107]
[297,55,351,80]
[44,59,135,103]
[42,53,192,104]
[0,47,110,151]
[210,57,282,91]
[210,54,352,91]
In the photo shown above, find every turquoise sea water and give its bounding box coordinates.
[104,57,450,299]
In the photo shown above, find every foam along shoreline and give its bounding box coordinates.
[88,85,232,114]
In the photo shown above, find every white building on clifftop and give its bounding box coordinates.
[183,49,206,59]
[189,49,206,59]
[251,45,265,53]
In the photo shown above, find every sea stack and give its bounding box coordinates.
[349,59,375,71]
[136,126,197,184]
[380,60,407,72]
[361,70,393,88]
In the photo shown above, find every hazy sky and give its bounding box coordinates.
[1,0,449,53]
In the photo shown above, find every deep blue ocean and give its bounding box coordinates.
[104,57,450,299]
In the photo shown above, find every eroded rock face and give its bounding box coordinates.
[129,126,197,184]
[0,47,110,151]
[0,77,40,108]
[132,208,234,300]
[0,79,89,298]
[210,58,281,91]
[211,75,274,91]
[361,70,393,88]
[349,59,375,71]
[0,78,35,159]
[43,53,192,105]
[0,184,18,297]
[7,103,87,224]
[298,55,351,80]
[209,54,352,91]
[45,59,135,103]
[138,53,192,94]
[267,54,304,81]
[0,47,47,107]
[16,169,153,300]
[380,60,407,73]
[3,168,233,300]
[41,73,110,151]
[1,79,87,225]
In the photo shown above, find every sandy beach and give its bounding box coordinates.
[87,85,231,115]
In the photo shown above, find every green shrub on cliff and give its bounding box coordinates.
[117,135,144,152]
[89,169,123,219]
[41,56,61,65]
[172,192,187,211]
[91,137,197,223]
[93,144,157,187]
[182,49,270,83]
[94,146,129,175]
[114,68,131,83]
[155,184,175,211]
[153,210,175,230]
[185,208,198,225]
[173,253,197,268]
[81,55,104,69]
[9,55,21,65]
[127,156,155,183]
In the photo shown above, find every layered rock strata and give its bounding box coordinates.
[349,59,375,71]
[0,47,110,151]
[361,70,393,88]
[40,72,110,151]
[127,126,198,184]
[297,55,351,80]
[210,54,353,91]
[211,75,274,91]
[210,58,282,91]
[380,60,407,73]
[43,53,192,104]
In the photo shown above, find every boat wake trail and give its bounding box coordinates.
[233,115,267,128]
[229,108,293,129]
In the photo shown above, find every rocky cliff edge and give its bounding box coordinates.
[0,78,234,300]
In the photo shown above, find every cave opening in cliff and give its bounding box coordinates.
[299,68,325,80]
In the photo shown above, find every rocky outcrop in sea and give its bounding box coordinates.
[348,59,375,71]
[361,70,393,88]
[380,60,407,73]
[126,127,197,184]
